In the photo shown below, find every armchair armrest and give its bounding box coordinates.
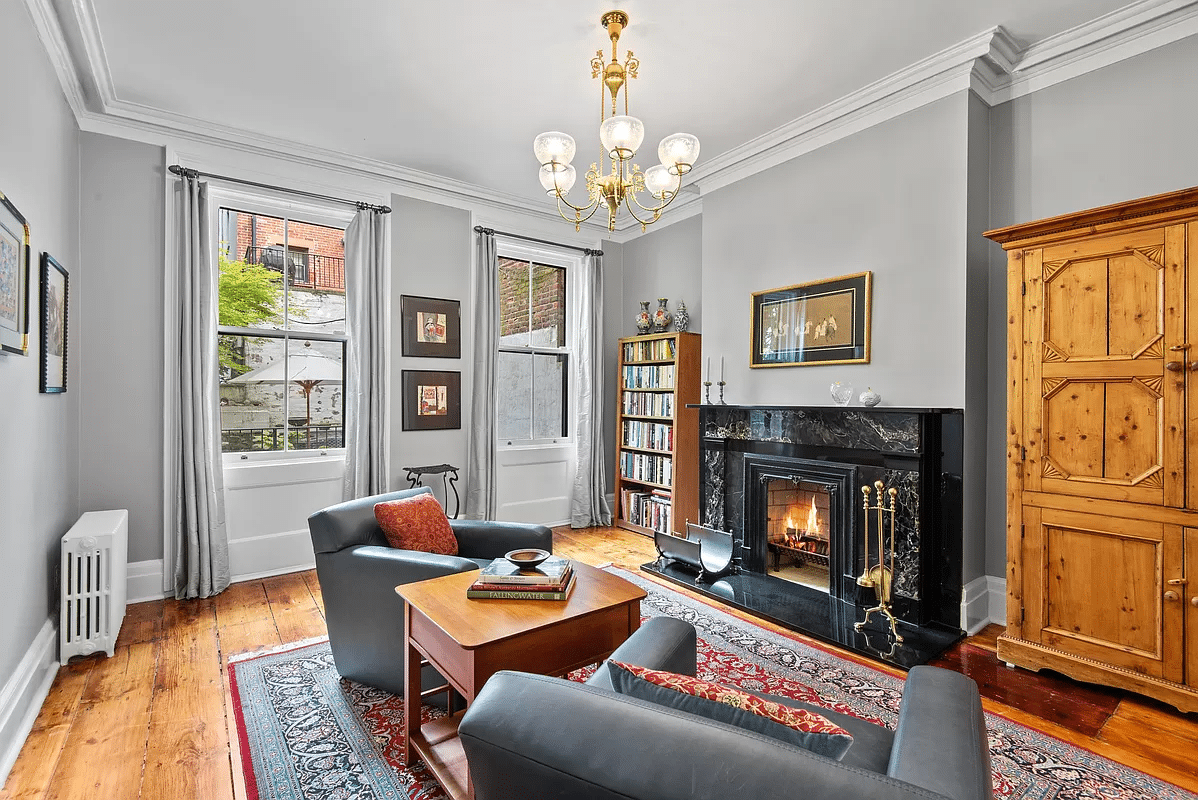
[887,666,992,800]
[449,519,552,559]
[348,544,481,584]
[586,617,697,690]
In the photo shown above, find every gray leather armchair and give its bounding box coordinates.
[307,486,553,696]
[460,619,992,800]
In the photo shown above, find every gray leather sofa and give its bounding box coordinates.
[459,617,992,800]
[307,486,553,696]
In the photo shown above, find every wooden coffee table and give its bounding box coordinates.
[396,560,646,800]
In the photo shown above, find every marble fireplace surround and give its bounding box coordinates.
[644,404,965,667]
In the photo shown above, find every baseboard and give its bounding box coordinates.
[960,574,1008,634]
[127,558,167,604]
[0,620,59,787]
[987,576,1007,628]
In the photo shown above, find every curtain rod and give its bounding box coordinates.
[168,165,391,214]
[474,226,602,256]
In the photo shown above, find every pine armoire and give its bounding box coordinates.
[985,186,1198,713]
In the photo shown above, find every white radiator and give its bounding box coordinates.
[59,510,128,660]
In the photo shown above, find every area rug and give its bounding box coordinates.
[228,566,1197,800]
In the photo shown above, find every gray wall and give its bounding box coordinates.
[619,214,702,337]
[984,34,1198,577]
[0,0,80,713]
[78,134,166,563]
[389,195,472,508]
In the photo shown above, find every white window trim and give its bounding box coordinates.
[495,239,581,450]
[209,185,355,464]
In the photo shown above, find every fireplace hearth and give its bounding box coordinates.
[642,404,964,669]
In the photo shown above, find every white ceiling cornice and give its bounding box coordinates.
[26,0,1198,241]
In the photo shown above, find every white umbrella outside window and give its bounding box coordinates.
[228,350,343,426]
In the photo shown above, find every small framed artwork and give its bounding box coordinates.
[750,271,872,368]
[40,253,68,393]
[401,295,461,359]
[402,370,462,431]
[0,191,31,356]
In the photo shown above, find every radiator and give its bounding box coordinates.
[60,510,128,660]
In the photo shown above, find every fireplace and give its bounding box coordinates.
[642,404,964,669]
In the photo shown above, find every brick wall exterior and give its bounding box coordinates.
[232,212,345,293]
[498,257,566,344]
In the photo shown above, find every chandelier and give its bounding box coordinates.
[533,10,700,233]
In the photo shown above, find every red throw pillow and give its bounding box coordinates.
[608,661,853,759]
[374,494,458,556]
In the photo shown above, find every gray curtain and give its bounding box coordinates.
[172,176,231,599]
[342,209,390,499]
[465,229,499,519]
[571,251,612,527]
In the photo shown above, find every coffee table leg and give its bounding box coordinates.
[403,602,420,766]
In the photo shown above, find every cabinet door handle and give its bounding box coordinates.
[1165,361,1185,372]
[1192,596,1198,608]
[1164,590,1180,601]
[1168,343,1191,351]
[1167,578,1188,586]
[1190,361,1198,372]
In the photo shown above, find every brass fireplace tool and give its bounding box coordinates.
[854,481,903,643]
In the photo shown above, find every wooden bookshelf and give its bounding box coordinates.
[614,331,701,538]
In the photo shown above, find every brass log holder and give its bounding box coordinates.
[853,481,903,643]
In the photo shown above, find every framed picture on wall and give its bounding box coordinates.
[750,271,872,368]
[40,253,68,393]
[401,295,461,358]
[0,191,31,356]
[402,369,462,431]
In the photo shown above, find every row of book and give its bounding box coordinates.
[467,555,576,600]
[622,364,675,389]
[620,451,673,485]
[620,488,672,534]
[623,338,676,362]
[621,391,674,418]
[622,419,674,452]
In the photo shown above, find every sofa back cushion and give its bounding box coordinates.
[374,493,458,555]
[608,661,853,760]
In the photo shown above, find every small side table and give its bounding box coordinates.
[402,464,460,519]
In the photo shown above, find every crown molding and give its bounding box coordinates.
[30,0,1198,240]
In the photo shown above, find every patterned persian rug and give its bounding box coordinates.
[229,566,1196,800]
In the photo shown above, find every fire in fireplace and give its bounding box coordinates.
[766,480,831,593]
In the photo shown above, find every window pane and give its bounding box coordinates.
[285,218,346,336]
[498,257,530,347]
[530,264,566,347]
[286,339,345,450]
[532,353,567,439]
[219,210,287,331]
[219,333,286,452]
[497,350,531,441]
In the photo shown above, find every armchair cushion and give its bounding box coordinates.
[609,661,854,760]
[374,493,458,555]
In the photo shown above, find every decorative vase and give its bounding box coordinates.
[673,300,690,332]
[830,381,854,406]
[635,301,652,335]
[859,387,881,407]
[652,298,672,333]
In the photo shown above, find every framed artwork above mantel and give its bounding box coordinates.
[750,271,871,368]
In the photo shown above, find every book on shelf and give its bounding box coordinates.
[466,572,577,601]
[474,555,572,585]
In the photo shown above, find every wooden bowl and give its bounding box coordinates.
[504,548,551,570]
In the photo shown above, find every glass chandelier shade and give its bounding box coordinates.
[658,133,701,175]
[539,163,577,196]
[599,115,644,161]
[534,11,699,232]
[533,131,577,169]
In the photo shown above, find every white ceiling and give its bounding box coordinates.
[64,0,1132,207]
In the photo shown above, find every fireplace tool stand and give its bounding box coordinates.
[854,481,903,643]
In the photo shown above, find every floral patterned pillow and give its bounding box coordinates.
[373,494,458,556]
[608,661,854,760]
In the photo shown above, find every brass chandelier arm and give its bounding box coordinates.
[626,172,683,216]
[554,194,603,232]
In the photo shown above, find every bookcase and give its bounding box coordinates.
[614,331,701,537]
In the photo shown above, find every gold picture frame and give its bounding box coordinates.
[0,190,31,356]
[750,271,872,368]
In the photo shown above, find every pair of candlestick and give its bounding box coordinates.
[704,356,726,405]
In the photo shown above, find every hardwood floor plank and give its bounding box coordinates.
[1097,698,1198,787]
[261,573,326,645]
[214,580,280,657]
[141,682,235,800]
[0,662,93,799]
[114,600,162,648]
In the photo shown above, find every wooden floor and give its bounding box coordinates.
[4,525,1196,799]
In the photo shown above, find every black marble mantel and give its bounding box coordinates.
[643,404,964,667]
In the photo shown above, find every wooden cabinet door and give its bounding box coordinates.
[1188,528,1198,688]
[1024,507,1184,682]
[1022,226,1187,507]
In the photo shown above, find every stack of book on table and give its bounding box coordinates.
[467,556,576,600]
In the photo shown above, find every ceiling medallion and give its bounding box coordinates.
[533,10,700,233]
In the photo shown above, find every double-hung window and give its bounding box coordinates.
[215,204,349,455]
[496,250,572,445]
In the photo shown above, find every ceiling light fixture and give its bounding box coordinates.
[534,10,700,233]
